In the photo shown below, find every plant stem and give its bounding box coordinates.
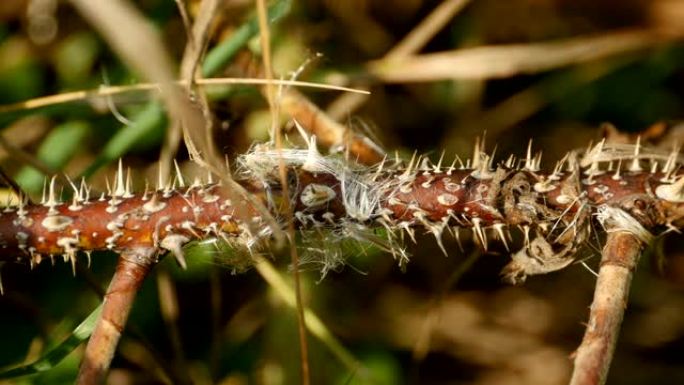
[76,248,157,385]
[569,231,643,385]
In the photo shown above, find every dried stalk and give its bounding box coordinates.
[369,29,662,82]
[569,232,643,385]
[327,0,471,120]
[255,0,311,382]
[76,248,157,384]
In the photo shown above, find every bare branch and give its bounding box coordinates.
[569,232,643,385]
[77,248,157,384]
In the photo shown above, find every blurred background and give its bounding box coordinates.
[1,0,684,384]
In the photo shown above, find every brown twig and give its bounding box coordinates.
[569,231,644,385]
[77,248,158,384]
[160,0,220,182]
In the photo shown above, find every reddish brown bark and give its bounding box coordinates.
[0,166,681,266]
[77,248,157,385]
[569,232,643,385]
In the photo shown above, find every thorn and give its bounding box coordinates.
[552,154,568,178]
[629,136,642,172]
[302,134,323,172]
[505,154,516,169]
[293,118,310,143]
[493,223,509,251]
[524,140,534,171]
[44,176,60,215]
[114,159,126,197]
[372,155,388,182]
[446,157,457,175]
[612,159,622,180]
[434,151,445,173]
[17,193,27,217]
[403,225,417,244]
[70,253,77,277]
[39,177,48,205]
[656,174,684,202]
[402,151,418,179]
[173,159,185,188]
[489,145,497,169]
[472,218,487,251]
[65,175,80,200]
[584,140,594,158]
[0,262,4,295]
[142,180,150,200]
[65,175,82,211]
[161,234,190,269]
[207,170,214,185]
[452,227,464,252]
[472,137,483,169]
[419,155,431,172]
[663,151,677,179]
[85,251,92,268]
[79,177,90,202]
[124,167,133,198]
[471,151,494,179]
[533,151,542,171]
[157,163,165,191]
[433,230,448,257]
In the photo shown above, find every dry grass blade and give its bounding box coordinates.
[441,59,632,149]
[0,78,368,115]
[159,0,220,193]
[253,256,364,378]
[327,0,471,120]
[68,0,210,169]
[255,0,310,383]
[369,30,662,82]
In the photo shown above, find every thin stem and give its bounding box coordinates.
[255,0,311,383]
[77,248,157,385]
[569,232,643,385]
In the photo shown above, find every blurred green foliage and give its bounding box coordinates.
[1,1,684,384]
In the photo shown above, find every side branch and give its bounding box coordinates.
[569,231,643,385]
[77,248,157,384]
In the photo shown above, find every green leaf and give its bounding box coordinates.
[15,120,90,194]
[79,101,166,179]
[0,304,102,379]
[202,0,292,77]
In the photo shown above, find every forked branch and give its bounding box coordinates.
[1,139,683,383]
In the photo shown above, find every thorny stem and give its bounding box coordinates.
[77,248,157,385]
[569,232,643,385]
[1,141,684,382]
